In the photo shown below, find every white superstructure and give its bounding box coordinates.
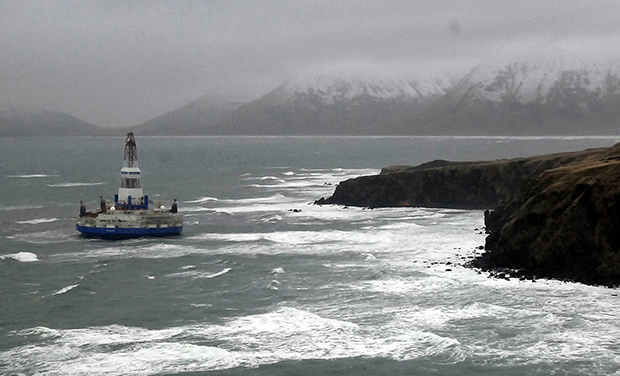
[117,132,144,206]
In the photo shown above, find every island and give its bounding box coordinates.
[316,143,620,286]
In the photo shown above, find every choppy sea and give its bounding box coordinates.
[1,136,620,375]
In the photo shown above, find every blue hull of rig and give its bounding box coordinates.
[76,224,183,239]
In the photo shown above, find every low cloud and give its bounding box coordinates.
[1,0,619,127]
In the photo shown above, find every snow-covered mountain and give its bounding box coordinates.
[267,71,452,105]
[134,52,620,136]
[425,52,620,135]
[135,70,454,135]
[218,71,453,135]
[450,52,620,105]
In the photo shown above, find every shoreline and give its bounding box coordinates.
[318,143,620,286]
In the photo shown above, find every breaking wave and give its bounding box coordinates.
[7,174,58,178]
[16,218,60,225]
[185,197,219,204]
[7,230,76,244]
[51,284,79,296]
[1,306,462,375]
[0,252,39,262]
[47,182,106,188]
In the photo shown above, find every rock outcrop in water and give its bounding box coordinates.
[318,144,620,286]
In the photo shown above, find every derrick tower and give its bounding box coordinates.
[117,132,144,204]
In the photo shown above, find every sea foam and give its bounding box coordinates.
[3,325,234,376]
[16,218,60,225]
[0,252,39,262]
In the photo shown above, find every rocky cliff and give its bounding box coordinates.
[318,144,620,286]
[475,143,620,286]
[316,148,603,209]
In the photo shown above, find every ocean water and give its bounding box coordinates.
[1,135,620,376]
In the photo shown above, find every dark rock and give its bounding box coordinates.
[475,143,620,286]
[317,149,603,209]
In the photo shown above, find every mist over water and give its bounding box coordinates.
[1,136,619,375]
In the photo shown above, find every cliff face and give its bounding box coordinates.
[317,148,603,209]
[477,143,620,286]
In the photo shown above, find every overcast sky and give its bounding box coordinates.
[1,0,619,128]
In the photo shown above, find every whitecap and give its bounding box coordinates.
[248,180,323,189]
[51,284,79,296]
[211,203,296,215]
[364,253,377,261]
[260,214,283,222]
[187,228,400,253]
[47,182,106,188]
[265,230,388,246]
[394,302,522,331]
[184,306,460,362]
[222,306,359,336]
[4,325,234,376]
[0,204,44,212]
[220,193,288,204]
[7,174,58,178]
[166,268,231,279]
[16,218,60,225]
[374,222,423,230]
[15,326,61,338]
[3,305,466,375]
[187,233,265,242]
[244,176,285,182]
[7,230,75,244]
[1,252,39,262]
[205,268,231,279]
[180,207,215,213]
[189,231,325,245]
[52,243,202,262]
[185,197,219,203]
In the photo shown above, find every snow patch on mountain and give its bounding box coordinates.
[271,70,452,105]
[453,51,620,104]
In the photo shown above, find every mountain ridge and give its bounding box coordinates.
[0,107,108,137]
[132,52,620,136]
[4,51,620,137]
